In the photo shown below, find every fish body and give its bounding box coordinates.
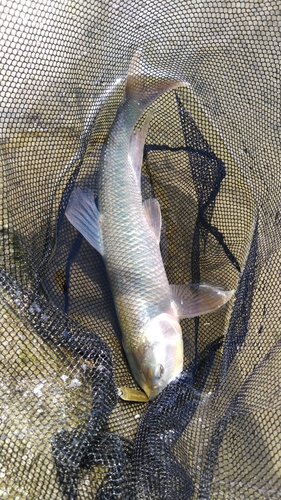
[66,54,233,400]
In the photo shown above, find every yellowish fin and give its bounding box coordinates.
[118,386,149,402]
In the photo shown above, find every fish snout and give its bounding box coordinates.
[131,313,184,400]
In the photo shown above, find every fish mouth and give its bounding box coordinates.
[147,387,163,401]
[140,375,173,401]
[147,392,159,401]
[124,352,162,401]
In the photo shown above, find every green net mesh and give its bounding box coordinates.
[1,1,281,498]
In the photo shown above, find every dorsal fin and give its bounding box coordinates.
[143,198,162,243]
[129,112,152,189]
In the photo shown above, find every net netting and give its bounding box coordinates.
[1,1,281,498]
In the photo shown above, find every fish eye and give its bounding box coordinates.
[154,364,164,380]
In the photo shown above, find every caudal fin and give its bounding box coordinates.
[125,51,186,109]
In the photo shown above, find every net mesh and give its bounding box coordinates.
[1,1,281,498]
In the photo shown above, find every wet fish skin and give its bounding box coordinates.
[65,53,234,400]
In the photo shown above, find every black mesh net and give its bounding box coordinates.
[1,1,281,498]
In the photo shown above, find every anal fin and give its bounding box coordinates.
[65,187,104,256]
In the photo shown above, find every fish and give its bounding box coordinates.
[65,53,234,400]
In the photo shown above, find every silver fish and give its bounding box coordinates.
[65,53,234,400]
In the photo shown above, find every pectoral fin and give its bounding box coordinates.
[65,187,104,256]
[170,283,234,319]
[143,198,162,243]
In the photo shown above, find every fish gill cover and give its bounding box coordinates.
[0,1,280,499]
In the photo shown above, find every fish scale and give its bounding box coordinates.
[65,53,234,400]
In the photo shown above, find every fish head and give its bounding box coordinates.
[128,313,183,401]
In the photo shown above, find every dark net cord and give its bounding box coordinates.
[1,1,281,499]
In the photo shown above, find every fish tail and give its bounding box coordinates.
[125,51,186,108]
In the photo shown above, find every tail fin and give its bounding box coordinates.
[125,51,186,108]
